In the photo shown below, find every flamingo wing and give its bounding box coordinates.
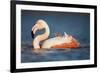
[51,39,79,48]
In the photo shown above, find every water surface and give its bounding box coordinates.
[21,48,90,63]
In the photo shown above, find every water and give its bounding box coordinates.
[21,48,90,63]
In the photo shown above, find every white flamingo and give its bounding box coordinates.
[32,19,80,49]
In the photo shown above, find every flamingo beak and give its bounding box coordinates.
[31,31,34,39]
[32,24,38,34]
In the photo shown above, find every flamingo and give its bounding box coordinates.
[32,19,80,50]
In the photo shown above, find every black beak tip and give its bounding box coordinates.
[31,31,34,38]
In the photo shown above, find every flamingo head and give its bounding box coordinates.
[32,19,47,34]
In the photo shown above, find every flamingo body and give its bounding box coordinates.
[42,36,79,49]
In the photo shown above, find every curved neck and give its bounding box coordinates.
[33,23,50,49]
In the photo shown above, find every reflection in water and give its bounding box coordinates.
[21,47,90,63]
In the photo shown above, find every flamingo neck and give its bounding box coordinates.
[33,23,50,49]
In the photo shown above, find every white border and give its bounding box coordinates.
[16,4,94,69]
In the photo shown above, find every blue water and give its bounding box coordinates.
[21,48,90,63]
[21,10,90,63]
